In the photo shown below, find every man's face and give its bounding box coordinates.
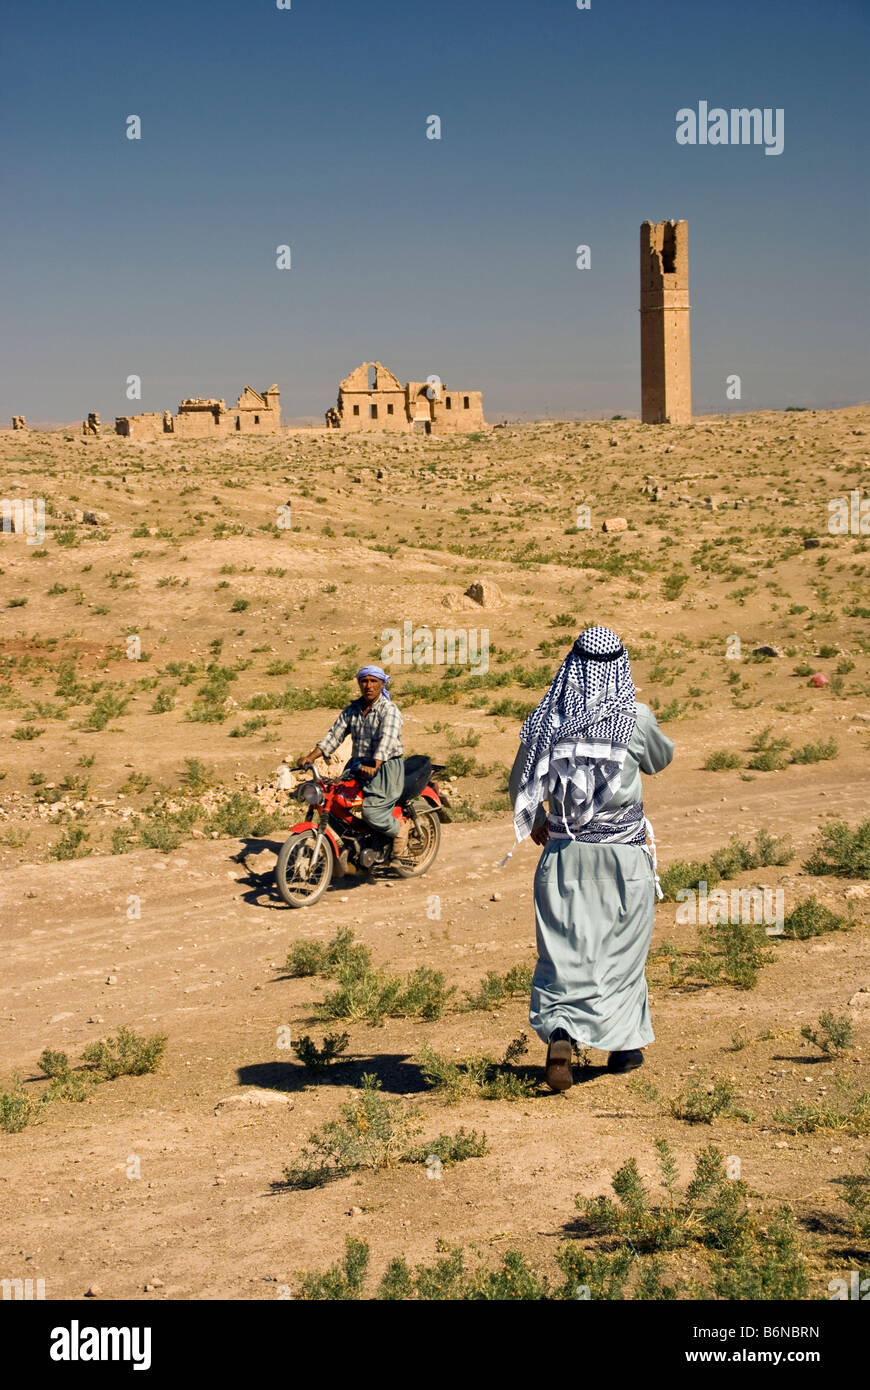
[357,675,384,702]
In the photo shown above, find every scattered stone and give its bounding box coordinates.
[601,516,628,533]
[752,645,783,658]
[464,580,504,608]
[845,885,869,901]
[803,537,821,549]
[490,892,501,902]
[105,975,118,985]
[848,988,870,1009]
[87,1015,104,1024]
[349,1206,363,1216]
[214,1090,291,1113]
[84,1284,101,1297]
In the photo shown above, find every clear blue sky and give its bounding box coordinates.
[3,0,868,423]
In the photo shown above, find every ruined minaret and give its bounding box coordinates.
[640,219,692,424]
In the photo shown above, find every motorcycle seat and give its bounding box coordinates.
[402,754,432,802]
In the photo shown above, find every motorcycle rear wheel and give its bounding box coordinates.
[391,810,441,878]
[275,830,335,907]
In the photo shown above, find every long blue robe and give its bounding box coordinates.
[509,703,674,1050]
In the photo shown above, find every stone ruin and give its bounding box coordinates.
[82,412,101,436]
[115,385,281,439]
[11,416,27,431]
[325,362,487,434]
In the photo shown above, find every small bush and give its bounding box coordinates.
[774,1080,870,1136]
[801,1012,854,1057]
[284,927,372,980]
[38,1048,70,1078]
[317,964,455,1026]
[291,1032,350,1070]
[402,1127,489,1167]
[47,827,90,861]
[180,757,211,793]
[83,692,130,731]
[281,1075,420,1189]
[298,1237,370,1300]
[670,1075,753,1125]
[710,1207,808,1299]
[747,725,791,771]
[417,1041,536,1103]
[780,897,847,940]
[790,738,838,765]
[703,750,741,771]
[804,819,870,879]
[81,1027,167,1080]
[462,964,534,1012]
[206,791,280,839]
[0,1076,44,1133]
[839,1156,870,1239]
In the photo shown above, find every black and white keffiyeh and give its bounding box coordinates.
[512,625,637,843]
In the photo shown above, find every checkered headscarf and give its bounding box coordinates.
[512,625,637,842]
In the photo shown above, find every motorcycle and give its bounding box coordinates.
[274,754,450,908]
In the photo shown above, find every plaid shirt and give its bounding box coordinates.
[317,694,404,763]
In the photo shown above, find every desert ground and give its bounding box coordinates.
[1,406,869,1300]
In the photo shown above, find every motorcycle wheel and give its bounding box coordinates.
[391,810,441,878]
[275,830,335,907]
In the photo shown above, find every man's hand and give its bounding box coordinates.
[300,748,321,768]
[358,763,377,778]
[530,823,549,846]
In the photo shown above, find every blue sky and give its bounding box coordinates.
[3,0,868,422]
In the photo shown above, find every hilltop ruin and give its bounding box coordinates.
[325,362,486,434]
[115,385,281,439]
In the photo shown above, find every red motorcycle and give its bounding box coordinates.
[274,755,450,908]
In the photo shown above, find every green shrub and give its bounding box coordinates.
[790,738,838,764]
[462,964,534,1012]
[281,1075,420,1189]
[47,827,90,861]
[709,1207,808,1300]
[206,791,280,838]
[317,964,454,1026]
[291,1032,350,1070]
[670,1075,753,1124]
[747,726,791,771]
[284,927,372,980]
[774,1080,870,1136]
[839,1156,870,1238]
[800,1012,854,1057]
[402,1127,489,1167]
[780,897,847,940]
[298,1237,370,1300]
[0,1076,44,1133]
[697,919,772,991]
[804,819,870,878]
[416,1039,536,1103]
[83,692,130,730]
[703,750,741,771]
[37,1048,70,1078]
[81,1027,167,1080]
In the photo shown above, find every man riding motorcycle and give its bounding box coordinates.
[299,664,410,859]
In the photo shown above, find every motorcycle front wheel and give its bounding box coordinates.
[275,830,335,907]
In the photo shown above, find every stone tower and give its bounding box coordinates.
[640,219,691,424]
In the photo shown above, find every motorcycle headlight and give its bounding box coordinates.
[296,780,324,807]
